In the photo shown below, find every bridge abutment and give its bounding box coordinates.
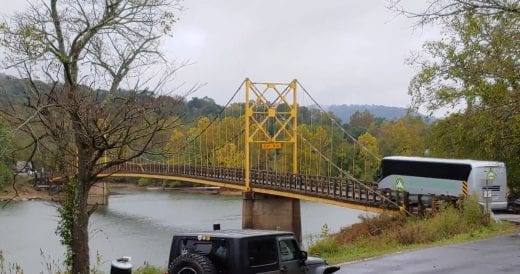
[242,192,302,242]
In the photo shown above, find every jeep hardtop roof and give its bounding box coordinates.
[173,229,294,239]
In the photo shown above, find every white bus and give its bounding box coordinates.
[377,156,508,210]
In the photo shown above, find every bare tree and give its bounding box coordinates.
[389,0,520,24]
[0,0,191,272]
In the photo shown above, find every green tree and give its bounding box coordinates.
[184,96,223,121]
[167,124,189,164]
[296,124,331,176]
[375,115,428,156]
[215,143,244,167]
[0,121,12,191]
[356,132,381,181]
[346,110,375,138]
[409,13,520,191]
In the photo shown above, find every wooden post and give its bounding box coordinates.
[431,195,437,215]
[418,194,424,217]
[345,180,350,198]
[403,192,410,215]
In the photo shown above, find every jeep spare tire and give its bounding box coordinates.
[168,253,217,274]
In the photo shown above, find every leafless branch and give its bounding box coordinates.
[389,0,520,25]
[0,1,187,271]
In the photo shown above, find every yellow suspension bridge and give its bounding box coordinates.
[92,79,423,216]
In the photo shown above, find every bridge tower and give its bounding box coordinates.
[242,79,302,242]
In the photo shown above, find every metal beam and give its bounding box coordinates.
[98,173,247,191]
[251,187,389,214]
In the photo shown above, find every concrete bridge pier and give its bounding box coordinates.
[88,181,108,206]
[242,192,302,243]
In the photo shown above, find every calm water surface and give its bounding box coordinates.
[0,188,370,272]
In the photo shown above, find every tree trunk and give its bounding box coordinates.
[70,144,93,274]
[71,176,91,274]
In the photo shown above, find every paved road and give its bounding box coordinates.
[337,233,520,274]
[495,213,520,224]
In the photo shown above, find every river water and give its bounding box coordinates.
[0,188,370,272]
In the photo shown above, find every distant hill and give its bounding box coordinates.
[0,74,422,124]
[325,104,412,123]
[0,74,222,122]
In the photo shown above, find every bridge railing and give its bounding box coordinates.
[106,162,245,185]
[106,163,402,209]
[249,169,398,209]
[101,162,453,215]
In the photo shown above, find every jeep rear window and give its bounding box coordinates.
[248,238,277,267]
[179,239,213,255]
[178,238,230,269]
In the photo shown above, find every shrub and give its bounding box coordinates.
[307,224,341,256]
[162,181,183,188]
[335,213,406,244]
[137,178,152,187]
[427,202,465,240]
[308,236,341,256]
[308,194,509,264]
[393,221,433,245]
[0,162,12,192]
[461,194,489,227]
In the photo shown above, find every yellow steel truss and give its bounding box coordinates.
[244,79,298,191]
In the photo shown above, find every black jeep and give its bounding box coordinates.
[167,230,340,274]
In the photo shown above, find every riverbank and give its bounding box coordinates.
[0,180,59,202]
[0,181,240,202]
[308,196,518,264]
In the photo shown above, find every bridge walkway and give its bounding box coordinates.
[102,163,429,214]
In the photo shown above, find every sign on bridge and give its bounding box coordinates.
[261,143,282,150]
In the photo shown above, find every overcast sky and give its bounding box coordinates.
[2,0,439,108]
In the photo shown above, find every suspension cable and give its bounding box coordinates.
[299,135,410,214]
[170,79,246,157]
[296,81,381,161]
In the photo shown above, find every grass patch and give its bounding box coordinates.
[134,265,166,274]
[308,195,517,264]
[0,250,24,274]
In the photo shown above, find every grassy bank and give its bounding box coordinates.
[308,196,517,264]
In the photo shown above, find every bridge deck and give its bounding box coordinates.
[100,163,431,214]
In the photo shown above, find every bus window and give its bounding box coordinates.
[377,156,508,210]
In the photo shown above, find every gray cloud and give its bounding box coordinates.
[2,0,440,107]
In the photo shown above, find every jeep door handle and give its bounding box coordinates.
[280,265,289,272]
